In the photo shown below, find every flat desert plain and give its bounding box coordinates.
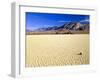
[26,34,89,67]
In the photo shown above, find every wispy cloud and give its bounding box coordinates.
[58,20,71,23]
[80,19,89,22]
[43,25,52,27]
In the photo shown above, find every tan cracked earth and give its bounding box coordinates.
[26,34,89,67]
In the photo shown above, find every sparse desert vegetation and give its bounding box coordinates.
[25,34,89,67]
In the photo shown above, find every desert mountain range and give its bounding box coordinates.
[26,22,89,34]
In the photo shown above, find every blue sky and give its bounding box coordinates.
[26,12,89,31]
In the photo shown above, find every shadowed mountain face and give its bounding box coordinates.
[26,22,89,34]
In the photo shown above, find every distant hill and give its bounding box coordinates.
[26,29,32,32]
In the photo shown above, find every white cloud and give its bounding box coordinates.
[43,25,52,27]
[80,19,89,22]
[58,20,71,23]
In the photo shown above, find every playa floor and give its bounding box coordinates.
[25,34,89,67]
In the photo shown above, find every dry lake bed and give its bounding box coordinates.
[25,34,89,67]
